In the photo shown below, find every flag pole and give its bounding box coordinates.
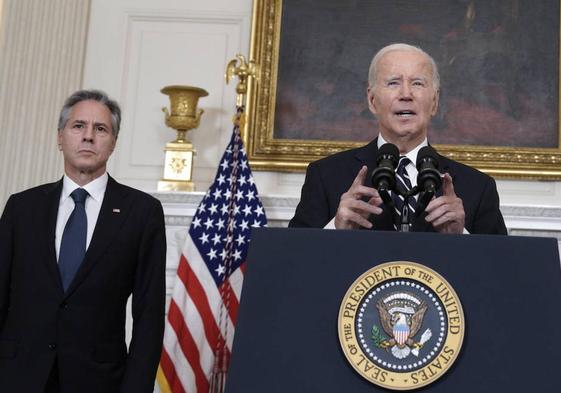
[209,54,258,393]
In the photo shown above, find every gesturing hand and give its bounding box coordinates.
[424,173,465,234]
[334,166,384,229]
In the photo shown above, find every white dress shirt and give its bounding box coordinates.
[55,173,108,261]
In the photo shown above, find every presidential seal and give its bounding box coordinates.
[338,261,464,390]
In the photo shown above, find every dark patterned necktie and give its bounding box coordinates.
[58,188,89,291]
[392,157,417,229]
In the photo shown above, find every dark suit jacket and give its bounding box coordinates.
[289,139,507,234]
[0,176,166,393]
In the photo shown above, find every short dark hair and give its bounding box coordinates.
[58,89,122,137]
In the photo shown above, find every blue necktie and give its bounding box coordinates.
[59,188,89,291]
[392,157,417,228]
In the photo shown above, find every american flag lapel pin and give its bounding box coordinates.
[112,208,121,213]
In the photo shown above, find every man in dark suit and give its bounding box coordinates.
[0,90,166,392]
[290,44,506,235]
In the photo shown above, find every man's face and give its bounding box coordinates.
[57,100,116,179]
[367,50,439,151]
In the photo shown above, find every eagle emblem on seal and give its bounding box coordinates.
[372,292,432,359]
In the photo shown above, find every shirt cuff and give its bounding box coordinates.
[324,217,336,229]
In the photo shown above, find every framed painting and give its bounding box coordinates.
[244,0,561,179]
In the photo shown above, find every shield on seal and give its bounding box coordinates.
[393,314,410,346]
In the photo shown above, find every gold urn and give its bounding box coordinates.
[158,85,208,192]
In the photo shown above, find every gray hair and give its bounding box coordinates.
[368,43,440,92]
[57,89,122,138]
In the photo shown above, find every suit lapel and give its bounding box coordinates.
[354,138,379,172]
[42,179,65,294]
[64,176,131,297]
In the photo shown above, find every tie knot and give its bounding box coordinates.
[397,157,411,172]
[70,188,89,205]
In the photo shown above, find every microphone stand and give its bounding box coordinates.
[416,186,435,216]
[400,196,410,232]
[396,187,420,233]
[395,185,439,232]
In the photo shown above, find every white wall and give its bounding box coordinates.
[83,0,251,190]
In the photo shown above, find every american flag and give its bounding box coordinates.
[157,113,267,393]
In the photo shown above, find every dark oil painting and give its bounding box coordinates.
[274,0,560,148]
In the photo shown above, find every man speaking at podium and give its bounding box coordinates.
[289,43,507,235]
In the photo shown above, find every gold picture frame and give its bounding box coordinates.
[244,0,561,179]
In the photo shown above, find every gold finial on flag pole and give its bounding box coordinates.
[225,54,258,109]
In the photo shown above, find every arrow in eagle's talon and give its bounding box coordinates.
[411,329,432,357]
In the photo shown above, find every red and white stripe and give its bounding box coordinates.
[159,236,245,393]
[393,324,410,346]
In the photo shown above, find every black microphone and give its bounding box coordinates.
[371,143,399,206]
[415,146,442,215]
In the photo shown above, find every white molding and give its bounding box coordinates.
[502,205,561,233]
[123,8,250,24]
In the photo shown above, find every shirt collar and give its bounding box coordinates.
[61,172,109,203]
[377,134,428,166]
